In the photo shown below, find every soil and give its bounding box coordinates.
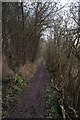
[8,60,48,118]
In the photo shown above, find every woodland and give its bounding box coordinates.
[2,0,80,119]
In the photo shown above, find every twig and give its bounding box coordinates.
[69,107,78,118]
[51,78,71,120]
[51,79,61,93]
[60,105,66,120]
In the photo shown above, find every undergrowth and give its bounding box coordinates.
[45,78,62,119]
[2,74,28,117]
[45,66,80,120]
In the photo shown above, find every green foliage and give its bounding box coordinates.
[2,74,28,117]
[14,75,26,86]
[45,79,61,119]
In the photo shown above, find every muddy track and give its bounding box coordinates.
[8,60,48,118]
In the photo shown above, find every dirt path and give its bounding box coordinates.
[9,60,48,118]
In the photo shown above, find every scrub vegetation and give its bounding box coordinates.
[2,1,80,119]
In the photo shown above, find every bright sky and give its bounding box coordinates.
[61,0,69,5]
[61,0,79,5]
[43,0,79,41]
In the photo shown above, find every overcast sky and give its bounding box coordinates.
[43,0,79,41]
[61,0,79,5]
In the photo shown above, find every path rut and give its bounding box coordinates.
[9,60,48,118]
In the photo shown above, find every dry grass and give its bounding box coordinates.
[18,61,36,80]
[2,55,41,82]
[2,56,14,81]
[18,58,42,80]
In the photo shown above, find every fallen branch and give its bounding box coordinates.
[69,107,78,118]
[60,105,66,120]
[51,78,79,120]
[51,79,61,93]
[51,79,67,119]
